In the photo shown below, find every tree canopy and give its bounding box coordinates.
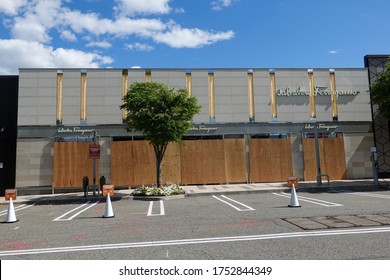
[371,62,390,121]
[120,81,201,187]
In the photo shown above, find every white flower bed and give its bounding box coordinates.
[132,183,185,196]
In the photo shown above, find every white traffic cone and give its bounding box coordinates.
[6,198,18,223]
[103,193,114,218]
[288,184,301,208]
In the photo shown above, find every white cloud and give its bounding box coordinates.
[60,30,77,42]
[0,0,28,16]
[61,10,165,37]
[211,0,235,11]
[114,0,171,16]
[125,42,154,52]
[86,41,112,49]
[153,24,235,48]
[328,49,341,55]
[10,0,62,43]
[0,0,235,74]
[0,39,113,74]
[52,47,113,66]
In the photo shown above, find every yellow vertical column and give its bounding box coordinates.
[307,69,316,120]
[185,70,192,97]
[56,70,63,125]
[269,69,277,121]
[145,69,152,82]
[80,69,87,125]
[208,70,216,123]
[247,69,255,122]
[329,69,338,121]
[122,69,129,122]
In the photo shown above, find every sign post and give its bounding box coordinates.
[89,130,100,196]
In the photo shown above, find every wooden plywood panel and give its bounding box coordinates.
[277,138,293,180]
[110,141,122,186]
[249,139,293,182]
[324,137,347,179]
[224,139,247,183]
[204,140,225,184]
[53,142,99,189]
[303,138,317,181]
[133,141,155,185]
[249,139,272,182]
[180,140,200,185]
[181,139,226,185]
[161,142,182,184]
[249,139,261,183]
[111,141,180,187]
[110,141,134,186]
[303,137,347,181]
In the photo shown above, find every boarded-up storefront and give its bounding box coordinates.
[303,135,347,181]
[110,140,182,187]
[180,139,226,185]
[249,138,293,182]
[110,137,248,186]
[110,136,291,187]
[53,142,100,189]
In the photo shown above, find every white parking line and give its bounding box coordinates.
[213,195,255,211]
[1,226,390,257]
[273,192,343,207]
[53,202,99,221]
[147,201,165,216]
[347,192,390,200]
[0,204,35,216]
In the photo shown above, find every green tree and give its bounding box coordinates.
[371,62,390,121]
[121,82,201,188]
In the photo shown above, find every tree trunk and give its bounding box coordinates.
[154,144,168,188]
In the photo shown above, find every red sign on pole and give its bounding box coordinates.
[89,144,100,159]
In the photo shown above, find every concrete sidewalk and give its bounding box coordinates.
[1,179,387,206]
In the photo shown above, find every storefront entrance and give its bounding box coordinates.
[110,136,293,187]
[53,142,100,189]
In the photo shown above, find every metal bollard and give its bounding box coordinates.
[99,176,106,196]
[83,176,89,197]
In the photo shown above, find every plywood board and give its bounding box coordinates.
[133,141,156,185]
[53,142,99,188]
[161,142,182,184]
[110,141,134,186]
[303,137,347,181]
[181,139,226,185]
[249,138,293,182]
[224,139,247,183]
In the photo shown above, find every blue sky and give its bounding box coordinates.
[1,0,389,74]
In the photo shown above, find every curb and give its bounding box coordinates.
[132,194,186,201]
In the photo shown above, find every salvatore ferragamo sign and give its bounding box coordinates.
[277,86,359,99]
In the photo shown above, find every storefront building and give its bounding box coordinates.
[365,55,390,178]
[14,66,376,193]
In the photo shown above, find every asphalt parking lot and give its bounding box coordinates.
[1,181,390,260]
